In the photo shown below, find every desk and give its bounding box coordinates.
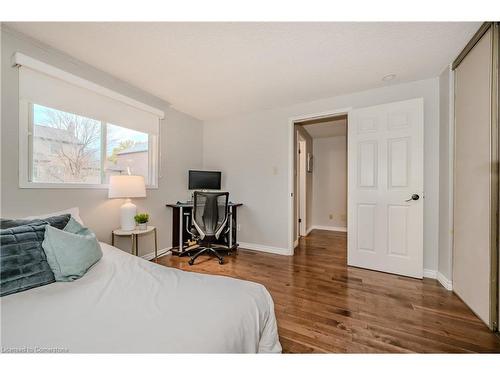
[166,202,242,256]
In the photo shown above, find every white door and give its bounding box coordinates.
[298,139,307,236]
[348,98,424,278]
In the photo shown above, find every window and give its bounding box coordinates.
[105,124,149,183]
[16,53,163,189]
[29,104,154,186]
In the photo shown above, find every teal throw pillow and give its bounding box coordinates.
[42,219,102,282]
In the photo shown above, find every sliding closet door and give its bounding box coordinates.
[453,25,498,329]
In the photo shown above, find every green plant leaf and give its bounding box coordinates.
[134,213,149,224]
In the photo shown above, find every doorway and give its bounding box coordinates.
[292,113,348,247]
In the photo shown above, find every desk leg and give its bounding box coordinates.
[229,206,233,249]
[179,206,183,253]
[112,232,115,246]
[154,228,158,261]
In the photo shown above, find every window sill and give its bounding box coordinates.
[19,182,158,190]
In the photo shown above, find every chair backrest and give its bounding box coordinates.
[192,191,229,240]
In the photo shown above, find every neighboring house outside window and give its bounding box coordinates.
[108,141,149,179]
[104,124,150,183]
[33,123,100,184]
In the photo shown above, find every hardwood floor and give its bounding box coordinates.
[156,230,500,353]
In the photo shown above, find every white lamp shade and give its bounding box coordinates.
[108,175,146,199]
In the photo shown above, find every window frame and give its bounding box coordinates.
[19,100,159,189]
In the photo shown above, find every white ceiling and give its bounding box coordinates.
[6,22,480,120]
[302,118,347,138]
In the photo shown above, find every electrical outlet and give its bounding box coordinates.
[237,224,241,231]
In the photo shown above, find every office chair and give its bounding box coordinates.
[188,191,230,265]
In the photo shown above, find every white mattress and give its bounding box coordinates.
[0,243,281,353]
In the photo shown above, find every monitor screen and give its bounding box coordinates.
[188,170,221,190]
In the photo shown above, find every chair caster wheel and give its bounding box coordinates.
[188,260,194,266]
[219,259,224,265]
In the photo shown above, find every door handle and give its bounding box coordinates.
[405,194,420,202]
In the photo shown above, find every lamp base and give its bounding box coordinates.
[120,199,137,231]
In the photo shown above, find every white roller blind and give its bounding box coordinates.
[18,65,160,135]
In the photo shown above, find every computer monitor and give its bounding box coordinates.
[188,170,221,190]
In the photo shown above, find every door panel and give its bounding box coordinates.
[348,98,424,278]
[388,137,410,188]
[453,28,493,326]
[387,205,409,256]
[357,204,376,252]
[358,141,378,188]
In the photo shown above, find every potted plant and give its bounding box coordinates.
[134,213,149,230]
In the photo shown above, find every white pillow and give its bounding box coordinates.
[22,207,84,225]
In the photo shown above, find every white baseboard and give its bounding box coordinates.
[141,247,171,261]
[293,239,299,248]
[306,227,314,236]
[437,272,453,291]
[238,242,292,256]
[311,225,347,232]
[423,269,437,279]
[423,269,453,291]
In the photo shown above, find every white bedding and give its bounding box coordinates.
[0,243,281,353]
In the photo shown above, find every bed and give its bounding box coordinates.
[1,242,282,353]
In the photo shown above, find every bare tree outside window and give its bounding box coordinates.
[32,104,101,183]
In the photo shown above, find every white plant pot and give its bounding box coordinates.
[136,223,147,230]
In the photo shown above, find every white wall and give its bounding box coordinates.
[438,66,454,284]
[203,78,440,271]
[1,27,204,257]
[312,136,347,230]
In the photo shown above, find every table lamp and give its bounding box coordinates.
[108,175,146,231]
